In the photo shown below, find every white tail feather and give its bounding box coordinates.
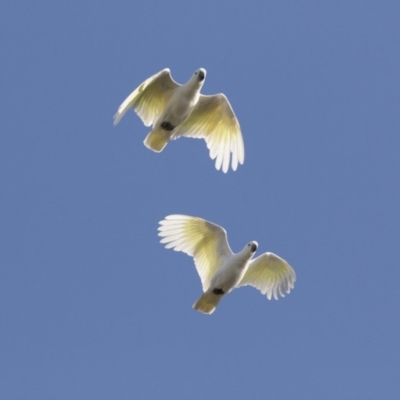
[143,127,170,152]
[193,291,223,315]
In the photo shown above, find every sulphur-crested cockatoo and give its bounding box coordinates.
[158,215,296,314]
[113,68,244,173]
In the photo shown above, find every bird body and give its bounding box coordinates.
[208,244,255,294]
[158,215,296,314]
[193,243,256,314]
[143,71,204,152]
[158,73,203,126]
[114,68,244,172]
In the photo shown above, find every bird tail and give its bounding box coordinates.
[193,291,223,315]
[143,127,170,152]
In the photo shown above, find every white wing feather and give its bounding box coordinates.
[172,94,244,173]
[238,253,296,300]
[158,215,233,291]
[113,68,179,127]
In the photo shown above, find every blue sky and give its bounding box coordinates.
[1,1,400,399]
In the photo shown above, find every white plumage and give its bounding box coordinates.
[114,68,244,173]
[158,215,296,314]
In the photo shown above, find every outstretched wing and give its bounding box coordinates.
[172,94,244,173]
[113,68,179,127]
[158,215,233,291]
[238,253,296,300]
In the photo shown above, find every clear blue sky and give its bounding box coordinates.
[1,1,399,399]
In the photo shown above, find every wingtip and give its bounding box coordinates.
[113,111,122,126]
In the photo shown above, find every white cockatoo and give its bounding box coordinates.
[158,215,296,314]
[113,68,244,173]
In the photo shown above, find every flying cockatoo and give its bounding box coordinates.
[113,68,244,173]
[158,215,296,314]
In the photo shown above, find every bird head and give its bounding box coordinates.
[246,241,258,254]
[193,68,206,83]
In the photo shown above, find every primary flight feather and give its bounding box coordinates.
[158,215,296,314]
[114,68,244,173]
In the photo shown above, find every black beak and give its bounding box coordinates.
[198,71,205,81]
[251,243,257,252]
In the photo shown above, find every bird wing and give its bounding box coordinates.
[158,215,233,291]
[238,253,296,300]
[113,68,179,127]
[172,94,244,173]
